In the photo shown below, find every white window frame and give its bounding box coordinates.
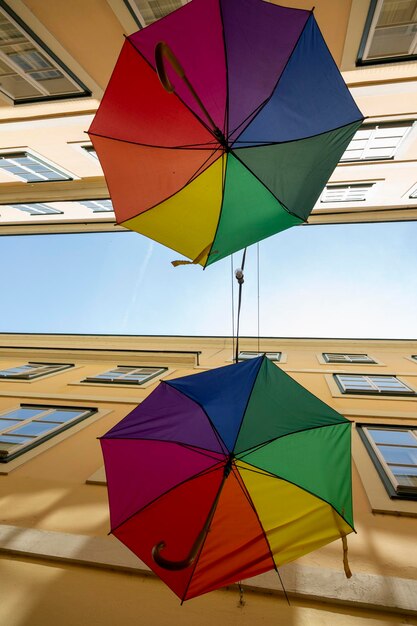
[79,199,114,213]
[334,373,415,396]
[0,404,97,462]
[320,183,374,203]
[238,351,281,362]
[323,353,376,364]
[9,203,63,215]
[0,362,73,380]
[358,424,417,499]
[0,151,72,183]
[359,0,417,64]
[0,1,90,103]
[339,123,413,162]
[83,365,167,385]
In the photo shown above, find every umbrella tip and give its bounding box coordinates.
[311,5,315,11]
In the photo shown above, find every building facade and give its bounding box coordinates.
[0,333,416,625]
[0,0,416,235]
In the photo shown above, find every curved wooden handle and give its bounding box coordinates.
[152,460,232,571]
[155,41,185,93]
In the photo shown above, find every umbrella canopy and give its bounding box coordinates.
[101,356,354,601]
[89,0,363,267]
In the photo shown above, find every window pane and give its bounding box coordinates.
[41,410,83,423]
[11,421,56,436]
[391,465,417,488]
[377,445,417,465]
[0,434,32,444]
[368,429,416,445]
[2,408,44,420]
[368,24,417,58]
[0,419,21,429]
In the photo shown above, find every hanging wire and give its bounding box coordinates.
[235,247,247,363]
[257,242,260,354]
[230,254,235,361]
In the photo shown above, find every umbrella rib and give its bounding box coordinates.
[88,130,218,151]
[218,0,228,139]
[236,420,351,459]
[230,150,305,222]
[237,460,355,532]
[116,147,222,224]
[202,151,227,268]
[102,436,225,462]
[163,386,229,456]
[230,117,364,150]
[110,460,225,536]
[231,465,282,578]
[231,355,264,451]
[126,36,219,141]
[229,12,313,143]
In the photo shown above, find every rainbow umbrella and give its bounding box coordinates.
[101,356,354,601]
[88,0,363,267]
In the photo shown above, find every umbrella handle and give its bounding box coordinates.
[155,41,223,140]
[152,462,231,571]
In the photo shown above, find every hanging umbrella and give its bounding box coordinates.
[88,0,363,267]
[101,355,354,601]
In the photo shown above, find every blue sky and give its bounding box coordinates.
[2,220,416,338]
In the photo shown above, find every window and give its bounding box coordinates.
[79,199,114,213]
[358,0,417,65]
[83,365,167,385]
[334,374,415,395]
[0,404,97,462]
[0,1,90,103]
[0,152,71,182]
[10,202,62,215]
[0,362,72,380]
[324,353,376,364]
[358,425,417,499]
[340,123,412,162]
[82,145,98,160]
[238,351,281,362]
[320,184,374,203]
[123,0,184,27]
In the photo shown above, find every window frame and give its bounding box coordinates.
[357,423,417,500]
[334,373,416,396]
[320,183,375,203]
[0,151,72,183]
[9,203,63,216]
[323,353,376,364]
[79,199,114,213]
[339,122,413,163]
[0,362,73,380]
[82,365,168,386]
[357,0,417,66]
[0,0,91,104]
[0,403,97,463]
[238,351,281,362]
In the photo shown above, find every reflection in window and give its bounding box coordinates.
[238,352,281,362]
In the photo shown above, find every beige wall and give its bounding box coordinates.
[0,334,416,624]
